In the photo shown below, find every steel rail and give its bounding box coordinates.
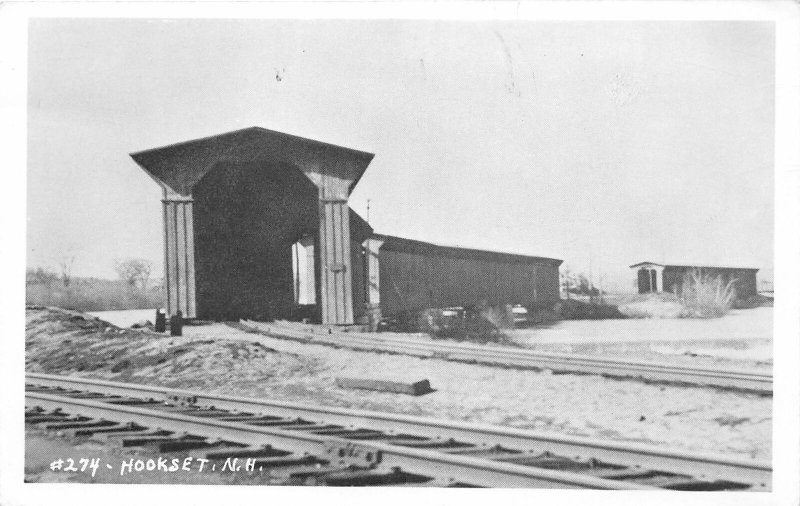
[26,390,659,489]
[250,321,770,377]
[237,321,772,393]
[26,373,771,489]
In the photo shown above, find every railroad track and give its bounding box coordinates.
[233,321,773,394]
[26,373,770,490]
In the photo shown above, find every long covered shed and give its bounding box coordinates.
[131,127,562,324]
[630,261,759,300]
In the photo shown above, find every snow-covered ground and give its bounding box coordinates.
[91,306,772,344]
[514,307,772,344]
[165,324,776,460]
[509,307,772,368]
[89,309,157,328]
[90,307,773,368]
[29,307,771,461]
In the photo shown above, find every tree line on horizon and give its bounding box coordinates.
[26,258,162,312]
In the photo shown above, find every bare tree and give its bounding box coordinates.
[114,258,152,291]
[59,256,75,288]
[560,265,600,299]
[26,266,59,286]
[560,265,574,299]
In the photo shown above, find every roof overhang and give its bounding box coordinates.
[374,234,563,266]
[629,261,664,269]
[630,261,758,271]
[663,264,759,272]
[130,127,375,197]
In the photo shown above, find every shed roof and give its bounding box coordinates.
[629,261,664,268]
[663,264,759,272]
[130,127,375,197]
[375,234,562,266]
[630,261,758,271]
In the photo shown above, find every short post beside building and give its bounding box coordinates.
[154,308,166,333]
[170,310,183,336]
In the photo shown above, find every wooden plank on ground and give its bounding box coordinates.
[335,377,434,396]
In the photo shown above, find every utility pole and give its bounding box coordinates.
[366,199,371,225]
[588,247,594,304]
[597,238,604,304]
[599,273,604,304]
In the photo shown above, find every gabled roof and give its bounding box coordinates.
[130,127,375,197]
[375,234,562,266]
[629,261,664,268]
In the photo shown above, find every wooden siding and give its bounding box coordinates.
[318,195,354,324]
[132,127,376,323]
[378,246,562,315]
[162,192,196,318]
[662,266,759,300]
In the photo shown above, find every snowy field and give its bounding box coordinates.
[33,307,771,461]
[90,306,773,344]
[510,307,772,366]
[90,306,773,368]
[514,307,772,344]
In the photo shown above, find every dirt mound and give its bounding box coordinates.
[27,306,159,373]
[25,307,297,384]
[27,305,119,335]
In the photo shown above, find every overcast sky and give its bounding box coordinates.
[27,19,774,292]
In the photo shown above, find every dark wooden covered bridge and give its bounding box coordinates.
[131,127,562,325]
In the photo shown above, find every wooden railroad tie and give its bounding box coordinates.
[335,377,434,396]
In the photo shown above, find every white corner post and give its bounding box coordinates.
[362,238,384,306]
[162,189,197,318]
[652,264,664,293]
[362,238,384,331]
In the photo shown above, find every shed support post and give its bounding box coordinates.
[162,190,196,319]
[318,179,354,325]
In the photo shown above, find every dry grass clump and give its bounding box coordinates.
[477,305,515,330]
[555,299,627,320]
[676,269,737,318]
